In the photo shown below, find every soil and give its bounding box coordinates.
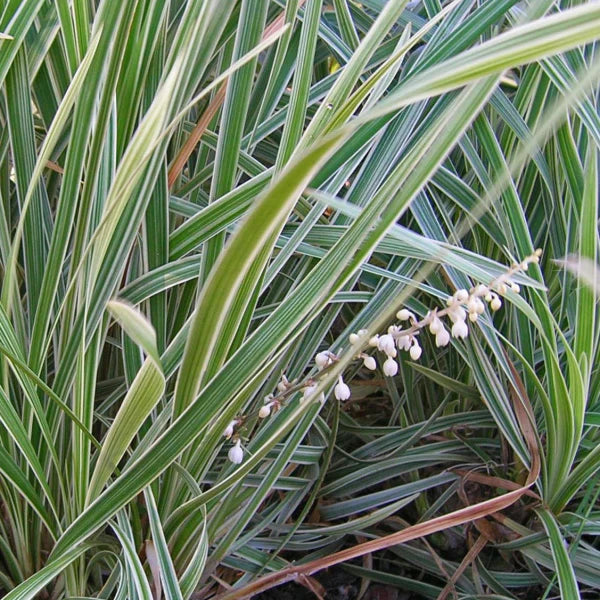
[254,567,411,600]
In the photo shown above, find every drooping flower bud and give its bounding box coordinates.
[448,306,467,323]
[228,440,243,464]
[467,297,484,315]
[454,289,469,303]
[363,355,377,370]
[383,357,398,377]
[396,309,413,321]
[409,341,422,361]
[467,297,484,322]
[315,351,331,369]
[490,295,502,311]
[277,375,290,393]
[223,420,237,439]
[258,402,274,419]
[451,320,469,339]
[378,334,396,357]
[334,376,351,401]
[429,316,443,335]
[396,335,411,351]
[302,384,317,402]
[435,328,450,347]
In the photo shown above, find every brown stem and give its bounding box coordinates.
[167,83,227,189]
[167,2,305,189]
[436,534,487,600]
[214,479,536,600]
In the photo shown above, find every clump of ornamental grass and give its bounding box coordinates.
[1,1,599,599]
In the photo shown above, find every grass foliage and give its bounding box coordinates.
[0,0,599,598]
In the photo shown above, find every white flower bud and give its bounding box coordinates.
[396,335,411,351]
[383,357,398,377]
[223,421,236,439]
[497,283,507,295]
[350,329,369,345]
[454,289,469,303]
[334,376,351,401]
[302,384,317,402]
[451,320,469,339]
[484,292,493,302]
[448,306,467,323]
[467,297,485,317]
[277,375,290,393]
[474,284,489,296]
[378,334,396,357]
[429,316,443,335]
[396,309,413,321]
[510,282,520,293]
[363,355,377,370]
[258,396,279,419]
[228,440,243,464]
[520,261,529,271]
[490,296,502,311]
[468,311,479,322]
[409,342,422,361]
[435,328,450,347]
[315,351,331,369]
[368,335,380,347]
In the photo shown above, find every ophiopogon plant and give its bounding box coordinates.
[0,1,599,599]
